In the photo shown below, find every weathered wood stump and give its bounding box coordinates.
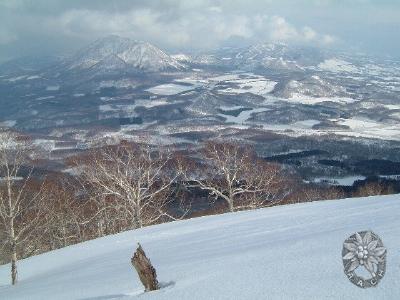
[131,243,159,291]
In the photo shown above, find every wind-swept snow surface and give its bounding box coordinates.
[1,195,400,299]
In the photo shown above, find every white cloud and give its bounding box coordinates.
[303,27,317,41]
[270,16,301,41]
[1,0,399,61]
[45,8,335,50]
[322,34,336,45]
[265,16,334,45]
[47,8,191,48]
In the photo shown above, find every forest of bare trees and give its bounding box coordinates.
[188,142,290,212]
[0,130,394,284]
[0,132,46,284]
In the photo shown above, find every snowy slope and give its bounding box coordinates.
[226,43,324,71]
[318,58,360,73]
[64,35,183,72]
[1,195,400,299]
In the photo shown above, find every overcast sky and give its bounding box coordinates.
[0,0,399,62]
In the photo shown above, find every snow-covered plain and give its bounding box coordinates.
[218,107,270,124]
[0,120,16,127]
[46,85,60,91]
[216,75,277,96]
[310,175,367,186]
[334,117,400,141]
[1,195,399,299]
[285,93,358,105]
[145,84,194,95]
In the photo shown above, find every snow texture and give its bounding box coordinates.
[146,84,194,95]
[66,35,182,72]
[0,195,399,299]
[46,86,60,91]
[318,58,360,73]
[334,117,400,141]
[310,176,367,186]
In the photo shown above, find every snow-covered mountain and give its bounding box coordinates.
[62,35,184,72]
[208,43,326,71]
[274,75,347,98]
[0,36,399,145]
[0,194,398,299]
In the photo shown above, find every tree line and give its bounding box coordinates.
[0,130,393,285]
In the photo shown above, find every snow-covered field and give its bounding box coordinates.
[46,85,60,91]
[0,120,16,127]
[35,96,55,101]
[318,58,360,73]
[216,75,277,96]
[146,84,195,95]
[285,93,358,105]
[218,107,270,124]
[334,117,400,141]
[1,195,399,299]
[310,175,367,186]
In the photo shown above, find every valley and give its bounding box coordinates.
[0,36,399,186]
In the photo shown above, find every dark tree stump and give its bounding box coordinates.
[131,243,159,291]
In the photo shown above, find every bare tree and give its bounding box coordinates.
[289,184,345,203]
[189,141,289,212]
[354,181,390,197]
[0,131,45,285]
[40,176,86,250]
[79,142,186,230]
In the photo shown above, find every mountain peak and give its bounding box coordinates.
[65,35,184,72]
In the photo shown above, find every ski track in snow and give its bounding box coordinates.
[0,195,399,299]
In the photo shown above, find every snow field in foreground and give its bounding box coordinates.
[0,194,399,299]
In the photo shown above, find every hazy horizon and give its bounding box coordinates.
[1,0,400,63]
